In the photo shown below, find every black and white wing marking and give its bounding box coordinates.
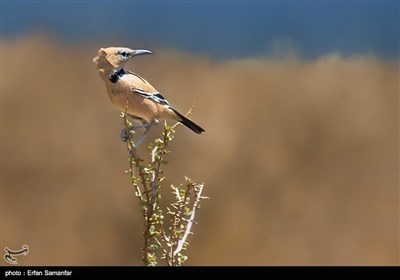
[132,88,170,106]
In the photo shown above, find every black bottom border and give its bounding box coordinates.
[1,266,399,278]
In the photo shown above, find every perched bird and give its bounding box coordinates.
[93,47,205,146]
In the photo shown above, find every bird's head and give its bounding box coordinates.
[93,47,152,70]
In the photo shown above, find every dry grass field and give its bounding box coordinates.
[1,35,398,265]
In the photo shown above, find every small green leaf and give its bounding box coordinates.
[150,244,158,251]
[179,255,188,263]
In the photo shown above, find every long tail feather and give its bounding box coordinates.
[170,108,205,134]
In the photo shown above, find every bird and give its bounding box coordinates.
[93,47,205,147]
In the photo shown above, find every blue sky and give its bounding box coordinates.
[1,1,399,59]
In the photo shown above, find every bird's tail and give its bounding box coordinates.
[170,108,205,134]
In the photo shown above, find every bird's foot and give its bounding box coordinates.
[120,128,131,142]
[121,122,157,147]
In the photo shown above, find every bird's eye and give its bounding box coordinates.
[119,51,128,57]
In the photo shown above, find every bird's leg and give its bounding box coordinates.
[134,120,158,148]
[134,126,151,148]
[120,114,148,142]
[120,125,150,142]
[121,113,158,147]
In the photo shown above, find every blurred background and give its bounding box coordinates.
[1,1,399,265]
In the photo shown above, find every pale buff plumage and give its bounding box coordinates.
[93,47,204,134]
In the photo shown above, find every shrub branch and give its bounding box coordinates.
[121,108,207,266]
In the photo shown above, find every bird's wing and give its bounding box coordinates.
[132,88,170,106]
[125,71,170,106]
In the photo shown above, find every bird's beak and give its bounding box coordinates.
[132,49,153,57]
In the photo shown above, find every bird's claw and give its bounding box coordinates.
[120,128,131,142]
